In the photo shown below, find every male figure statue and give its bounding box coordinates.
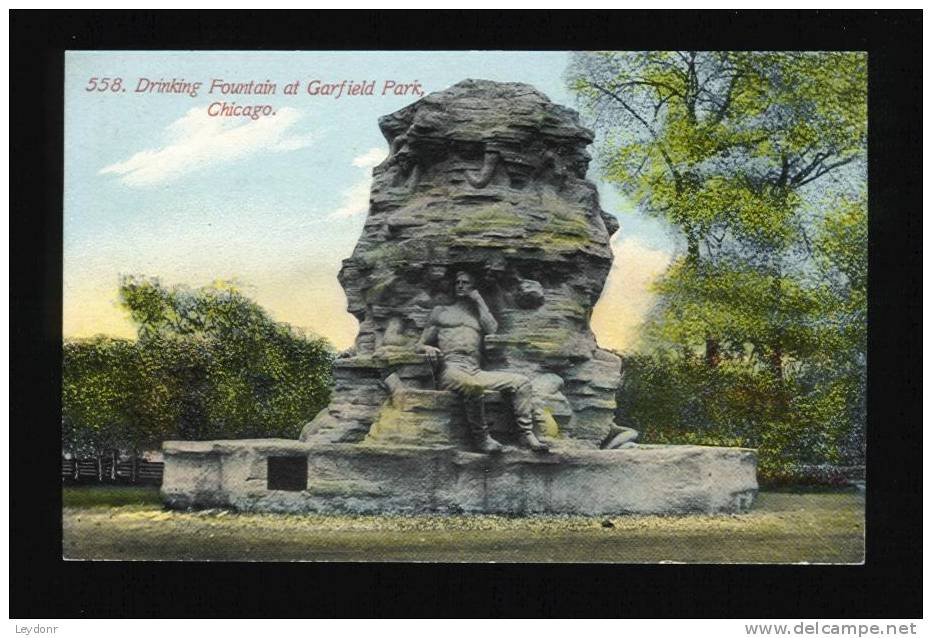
[416,271,550,454]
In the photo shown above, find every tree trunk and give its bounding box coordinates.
[687,232,719,366]
[769,343,783,381]
[769,273,784,381]
[96,453,103,482]
[705,338,721,367]
[686,234,700,267]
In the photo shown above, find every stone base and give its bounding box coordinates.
[162,439,758,516]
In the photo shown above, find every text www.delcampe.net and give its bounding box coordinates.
[745,623,918,637]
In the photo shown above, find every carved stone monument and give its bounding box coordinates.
[162,80,758,515]
[301,79,626,451]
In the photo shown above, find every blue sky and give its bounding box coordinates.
[64,51,677,350]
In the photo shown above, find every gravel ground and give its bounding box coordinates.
[62,488,864,563]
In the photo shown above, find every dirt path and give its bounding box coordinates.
[62,491,864,563]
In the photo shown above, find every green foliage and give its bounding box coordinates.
[809,196,867,461]
[63,335,151,456]
[626,195,868,474]
[815,195,867,332]
[645,258,824,364]
[618,354,859,481]
[63,277,334,452]
[567,51,866,261]
[570,52,867,476]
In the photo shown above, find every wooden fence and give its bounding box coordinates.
[61,457,164,485]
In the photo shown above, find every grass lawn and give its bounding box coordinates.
[62,486,864,563]
[62,484,164,508]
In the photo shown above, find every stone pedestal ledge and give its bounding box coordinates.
[162,440,758,516]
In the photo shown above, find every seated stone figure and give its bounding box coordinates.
[416,271,550,454]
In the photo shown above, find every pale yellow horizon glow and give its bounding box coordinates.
[63,278,138,340]
[63,264,360,349]
[64,237,671,353]
[591,237,673,353]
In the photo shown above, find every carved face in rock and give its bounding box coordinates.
[453,271,475,298]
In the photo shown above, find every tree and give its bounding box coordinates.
[567,51,866,372]
[809,194,867,463]
[569,52,867,477]
[119,276,334,440]
[62,277,335,460]
[62,336,150,476]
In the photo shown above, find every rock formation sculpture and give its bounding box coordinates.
[300,79,625,449]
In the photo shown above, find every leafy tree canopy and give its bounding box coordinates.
[63,277,334,454]
[569,52,867,474]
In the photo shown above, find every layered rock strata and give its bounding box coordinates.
[301,79,622,448]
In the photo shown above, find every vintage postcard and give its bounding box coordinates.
[62,50,866,563]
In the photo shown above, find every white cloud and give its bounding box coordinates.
[325,149,385,220]
[351,146,388,168]
[327,179,372,220]
[99,107,314,186]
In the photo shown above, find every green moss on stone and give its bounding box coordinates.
[364,274,397,302]
[529,231,591,252]
[537,407,561,438]
[488,327,579,354]
[548,298,588,316]
[453,204,526,235]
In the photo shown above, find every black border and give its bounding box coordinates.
[10,10,922,618]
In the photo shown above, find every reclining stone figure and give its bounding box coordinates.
[415,271,550,454]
